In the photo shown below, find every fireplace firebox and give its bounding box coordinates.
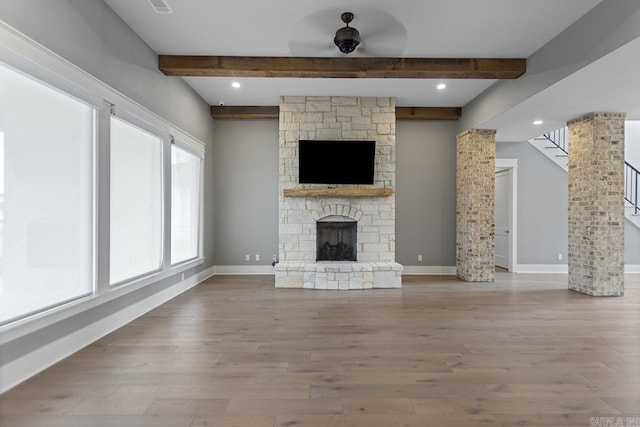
[316,221,357,261]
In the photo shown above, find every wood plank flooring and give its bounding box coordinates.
[1,273,639,426]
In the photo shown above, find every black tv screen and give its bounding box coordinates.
[298,140,376,185]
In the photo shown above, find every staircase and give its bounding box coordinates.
[530,127,569,171]
[528,126,640,229]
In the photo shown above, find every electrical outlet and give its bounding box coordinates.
[255,254,260,261]
[558,253,563,261]
[417,254,423,262]
[245,254,250,261]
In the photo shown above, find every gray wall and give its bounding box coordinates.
[210,120,458,267]
[0,0,216,373]
[212,120,279,265]
[497,141,640,265]
[396,121,457,266]
[213,121,640,269]
[497,141,568,264]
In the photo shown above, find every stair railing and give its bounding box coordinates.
[542,127,568,154]
[542,126,639,215]
[625,162,639,215]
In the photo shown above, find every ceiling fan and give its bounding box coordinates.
[334,12,360,54]
[288,8,408,57]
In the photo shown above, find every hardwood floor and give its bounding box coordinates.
[1,273,639,426]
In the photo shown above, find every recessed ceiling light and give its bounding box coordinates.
[231,81,241,88]
[148,0,172,14]
[436,83,447,90]
[533,120,543,125]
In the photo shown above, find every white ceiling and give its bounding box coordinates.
[486,35,640,141]
[104,0,601,57]
[183,77,496,107]
[100,0,640,140]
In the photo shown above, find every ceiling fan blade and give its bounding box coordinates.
[300,8,343,36]
[363,27,408,45]
[356,10,408,57]
[288,8,345,56]
[288,7,407,58]
[359,28,408,57]
[289,39,337,57]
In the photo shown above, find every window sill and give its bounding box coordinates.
[0,257,205,345]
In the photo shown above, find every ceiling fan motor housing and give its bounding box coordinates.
[334,12,360,54]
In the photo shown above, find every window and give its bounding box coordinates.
[109,117,163,285]
[0,27,205,330]
[0,63,94,324]
[171,145,201,264]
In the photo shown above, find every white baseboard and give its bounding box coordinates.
[401,266,456,275]
[214,265,276,275]
[516,264,568,273]
[625,265,640,273]
[213,265,458,276]
[516,264,640,273]
[226,264,635,275]
[215,265,456,276]
[0,266,215,394]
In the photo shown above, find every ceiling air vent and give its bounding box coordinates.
[148,0,172,14]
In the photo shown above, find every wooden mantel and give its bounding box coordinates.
[283,188,392,198]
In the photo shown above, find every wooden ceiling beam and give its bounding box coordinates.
[210,106,462,121]
[395,107,461,121]
[160,55,526,79]
[211,106,279,120]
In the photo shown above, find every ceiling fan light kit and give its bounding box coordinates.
[334,12,360,54]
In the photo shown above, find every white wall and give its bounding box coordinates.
[626,120,640,168]
[461,1,640,137]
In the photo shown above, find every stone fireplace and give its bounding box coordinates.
[274,96,403,290]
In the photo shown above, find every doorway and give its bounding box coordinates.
[495,159,518,272]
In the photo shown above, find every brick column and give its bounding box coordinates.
[456,129,496,282]
[568,112,625,296]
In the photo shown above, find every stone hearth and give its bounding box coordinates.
[274,96,402,290]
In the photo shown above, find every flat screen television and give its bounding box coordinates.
[298,140,376,185]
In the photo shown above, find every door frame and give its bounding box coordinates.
[495,159,518,272]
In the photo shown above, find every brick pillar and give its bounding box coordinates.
[456,129,496,282]
[568,112,625,296]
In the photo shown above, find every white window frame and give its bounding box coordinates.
[170,143,205,267]
[0,21,205,343]
[108,110,168,288]
[0,61,98,325]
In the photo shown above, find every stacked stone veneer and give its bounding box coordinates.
[568,112,625,296]
[274,96,402,290]
[456,129,496,282]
